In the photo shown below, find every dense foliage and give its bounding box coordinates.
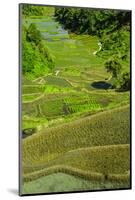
[55,8,131,90]
[55,8,130,35]
[22,23,54,78]
[105,58,122,78]
[22,4,45,16]
[21,4,54,17]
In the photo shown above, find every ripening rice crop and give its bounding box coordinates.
[22,105,130,183]
[23,144,130,183]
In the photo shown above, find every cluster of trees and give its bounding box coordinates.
[22,23,54,78]
[55,8,131,91]
[105,58,130,91]
[55,8,130,36]
[21,4,54,17]
[22,4,45,16]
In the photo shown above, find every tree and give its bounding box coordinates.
[22,4,44,16]
[120,72,130,91]
[22,24,54,77]
[104,58,122,78]
[26,23,42,45]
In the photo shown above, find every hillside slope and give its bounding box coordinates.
[22,105,130,183]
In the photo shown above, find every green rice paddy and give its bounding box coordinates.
[21,11,130,194]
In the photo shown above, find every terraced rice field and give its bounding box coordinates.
[21,13,130,194]
[22,106,130,193]
[22,106,130,164]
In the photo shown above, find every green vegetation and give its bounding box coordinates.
[55,8,131,90]
[22,4,54,17]
[22,90,129,131]
[22,21,54,79]
[55,8,130,36]
[20,4,130,195]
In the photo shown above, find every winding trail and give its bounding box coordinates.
[93,41,102,55]
[55,70,60,76]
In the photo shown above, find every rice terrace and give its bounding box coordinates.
[20,4,131,195]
